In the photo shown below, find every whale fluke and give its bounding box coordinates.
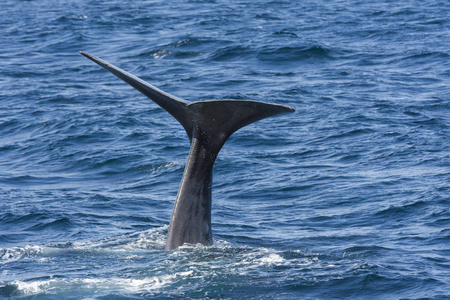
[80,51,294,250]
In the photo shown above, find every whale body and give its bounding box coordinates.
[80,51,294,250]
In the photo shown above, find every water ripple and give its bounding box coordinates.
[1,0,449,298]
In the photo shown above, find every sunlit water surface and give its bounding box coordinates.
[1,0,449,299]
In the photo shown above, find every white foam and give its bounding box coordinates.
[64,226,168,252]
[1,245,44,264]
[9,271,193,296]
[13,278,55,295]
[258,253,285,265]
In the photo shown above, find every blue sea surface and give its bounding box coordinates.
[1,0,449,299]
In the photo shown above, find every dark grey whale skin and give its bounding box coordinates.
[80,52,295,250]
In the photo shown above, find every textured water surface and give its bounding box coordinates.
[1,0,449,299]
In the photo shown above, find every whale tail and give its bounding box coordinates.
[79,51,293,145]
[80,51,294,249]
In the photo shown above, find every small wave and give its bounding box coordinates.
[208,45,254,61]
[342,245,392,258]
[328,128,376,140]
[138,38,214,60]
[273,29,299,37]
[257,45,335,63]
[26,217,75,232]
[375,200,428,217]
[132,161,180,175]
[388,51,450,67]
[139,48,172,59]
[0,175,70,188]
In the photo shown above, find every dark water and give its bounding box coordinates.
[1,0,449,299]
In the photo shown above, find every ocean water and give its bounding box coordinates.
[1,0,449,298]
